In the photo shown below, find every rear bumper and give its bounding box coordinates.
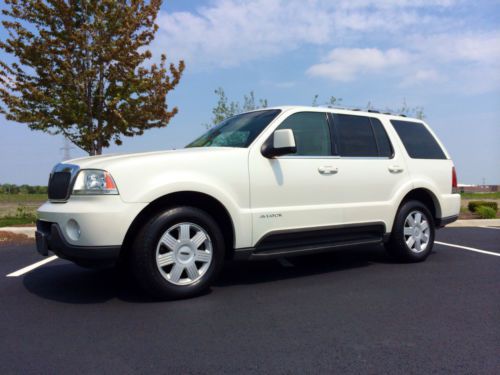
[36,220,120,262]
[436,214,459,228]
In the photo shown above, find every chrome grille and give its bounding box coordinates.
[47,164,80,202]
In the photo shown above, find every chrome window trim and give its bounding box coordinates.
[276,155,392,160]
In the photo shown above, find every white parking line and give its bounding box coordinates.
[482,226,500,230]
[6,256,58,277]
[435,241,500,257]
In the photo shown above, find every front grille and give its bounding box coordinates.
[48,172,71,200]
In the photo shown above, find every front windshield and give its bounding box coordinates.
[186,110,281,148]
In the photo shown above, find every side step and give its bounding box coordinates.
[233,223,386,260]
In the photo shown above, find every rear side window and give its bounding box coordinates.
[335,115,378,157]
[391,120,446,159]
[333,114,393,157]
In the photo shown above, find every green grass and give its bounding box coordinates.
[460,192,500,199]
[0,193,47,203]
[0,216,37,227]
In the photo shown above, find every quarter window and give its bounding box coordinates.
[276,112,331,156]
[370,118,393,157]
[391,120,446,159]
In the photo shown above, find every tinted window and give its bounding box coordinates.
[370,118,393,157]
[186,110,281,148]
[391,120,446,159]
[335,114,378,157]
[276,112,331,156]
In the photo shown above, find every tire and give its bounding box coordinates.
[130,206,225,300]
[386,200,435,262]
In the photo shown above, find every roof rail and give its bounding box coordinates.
[367,109,380,113]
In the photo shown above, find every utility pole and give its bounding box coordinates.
[60,137,75,161]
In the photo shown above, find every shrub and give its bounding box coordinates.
[475,206,497,219]
[468,201,498,213]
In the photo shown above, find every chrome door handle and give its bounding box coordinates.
[318,166,338,175]
[388,165,404,173]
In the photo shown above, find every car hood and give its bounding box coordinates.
[64,147,247,170]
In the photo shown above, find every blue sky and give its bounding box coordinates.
[1,0,499,185]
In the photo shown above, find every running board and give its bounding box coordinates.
[233,223,385,260]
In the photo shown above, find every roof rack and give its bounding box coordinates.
[316,105,412,118]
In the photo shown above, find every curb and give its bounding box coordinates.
[446,219,500,228]
[0,227,36,238]
[0,219,498,240]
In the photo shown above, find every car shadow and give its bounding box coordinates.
[22,244,398,304]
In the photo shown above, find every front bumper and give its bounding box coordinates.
[37,196,147,247]
[36,220,121,262]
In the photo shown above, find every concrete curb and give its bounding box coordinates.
[0,227,36,238]
[446,219,500,228]
[0,219,498,240]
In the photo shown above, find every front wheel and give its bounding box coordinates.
[386,200,435,262]
[131,206,225,299]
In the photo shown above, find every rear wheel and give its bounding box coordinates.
[386,200,435,262]
[131,206,225,299]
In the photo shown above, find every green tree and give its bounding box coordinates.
[312,94,342,107]
[0,0,185,155]
[204,87,268,128]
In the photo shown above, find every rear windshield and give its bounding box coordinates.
[391,120,446,159]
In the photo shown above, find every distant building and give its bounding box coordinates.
[458,184,499,193]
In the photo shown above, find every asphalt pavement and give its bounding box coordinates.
[0,227,499,374]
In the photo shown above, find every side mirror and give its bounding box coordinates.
[261,129,297,158]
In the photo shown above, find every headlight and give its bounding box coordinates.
[72,169,119,195]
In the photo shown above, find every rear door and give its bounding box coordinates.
[328,113,411,230]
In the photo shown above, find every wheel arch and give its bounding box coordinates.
[399,188,442,221]
[121,191,236,260]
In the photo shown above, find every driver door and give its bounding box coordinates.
[248,111,343,246]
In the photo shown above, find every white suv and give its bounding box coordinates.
[36,106,460,299]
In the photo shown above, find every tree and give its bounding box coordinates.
[313,94,425,119]
[312,94,342,107]
[204,87,268,128]
[0,0,185,155]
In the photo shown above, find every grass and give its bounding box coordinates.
[0,194,45,227]
[0,216,37,227]
[0,193,47,203]
[460,192,500,199]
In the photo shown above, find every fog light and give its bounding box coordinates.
[66,219,81,241]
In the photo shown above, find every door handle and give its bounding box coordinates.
[318,166,338,175]
[388,165,404,173]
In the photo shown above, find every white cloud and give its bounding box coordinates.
[307,48,411,81]
[153,0,456,68]
[152,0,499,93]
[306,32,500,93]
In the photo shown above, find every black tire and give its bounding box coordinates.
[386,200,435,262]
[130,206,225,300]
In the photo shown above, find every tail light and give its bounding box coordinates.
[452,166,458,189]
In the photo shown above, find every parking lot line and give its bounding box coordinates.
[6,256,58,277]
[482,226,500,230]
[435,241,500,257]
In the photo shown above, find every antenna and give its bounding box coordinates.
[60,137,75,161]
